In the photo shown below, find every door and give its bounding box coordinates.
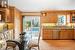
[23,16,40,40]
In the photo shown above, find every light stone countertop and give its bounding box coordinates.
[43,26,75,29]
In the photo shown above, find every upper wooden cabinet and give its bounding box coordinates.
[41,12,58,23]
[7,7,14,23]
[46,13,58,23]
[0,7,14,23]
[5,8,11,22]
[41,10,75,23]
[70,12,75,23]
[0,8,8,22]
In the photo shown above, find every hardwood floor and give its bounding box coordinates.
[7,40,75,50]
[39,40,75,50]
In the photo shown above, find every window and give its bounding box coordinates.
[57,15,66,26]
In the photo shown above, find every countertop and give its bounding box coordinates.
[43,26,75,29]
[42,23,75,29]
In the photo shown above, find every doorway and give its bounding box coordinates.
[23,16,40,40]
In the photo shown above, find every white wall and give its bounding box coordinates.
[9,0,75,12]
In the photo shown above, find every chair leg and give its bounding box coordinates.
[38,45,40,50]
[13,47,16,50]
[6,47,7,50]
[29,47,31,50]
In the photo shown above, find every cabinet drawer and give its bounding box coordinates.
[43,35,53,40]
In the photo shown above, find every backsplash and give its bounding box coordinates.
[42,23,75,26]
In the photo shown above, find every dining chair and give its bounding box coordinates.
[6,40,22,50]
[28,32,40,50]
[6,41,16,50]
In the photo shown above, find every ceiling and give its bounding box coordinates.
[8,0,75,12]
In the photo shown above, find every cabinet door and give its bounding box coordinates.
[52,30,59,39]
[41,13,58,23]
[43,29,53,40]
[0,11,5,22]
[67,30,74,39]
[60,30,68,39]
[5,8,14,23]
[60,29,74,40]
[47,13,58,23]
[70,13,75,23]
[5,8,10,22]
[73,30,75,39]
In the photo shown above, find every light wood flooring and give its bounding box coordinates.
[7,40,75,50]
[39,40,75,50]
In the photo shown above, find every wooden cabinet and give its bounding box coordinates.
[70,12,75,23]
[52,30,59,39]
[0,11,5,22]
[47,13,58,23]
[5,8,10,22]
[42,28,74,40]
[0,7,14,23]
[43,29,60,40]
[60,30,68,39]
[0,8,7,22]
[60,29,74,40]
[73,30,75,39]
[41,12,58,23]
[43,29,53,40]
[5,7,14,23]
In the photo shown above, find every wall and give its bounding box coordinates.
[14,8,22,40]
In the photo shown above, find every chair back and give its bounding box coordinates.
[38,33,40,44]
[31,32,40,45]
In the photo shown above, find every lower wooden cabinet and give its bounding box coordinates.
[42,29,74,40]
[60,29,74,40]
[73,30,75,39]
[43,29,53,40]
[52,30,59,39]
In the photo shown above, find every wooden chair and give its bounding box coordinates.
[6,40,21,50]
[6,41,16,50]
[28,33,40,50]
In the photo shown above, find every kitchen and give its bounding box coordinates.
[41,10,75,40]
[0,0,75,50]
